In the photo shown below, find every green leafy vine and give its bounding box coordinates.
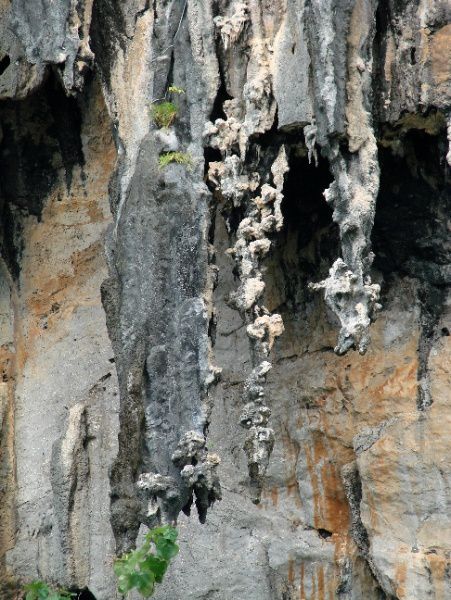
[24,581,75,600]
[114,525,179,598]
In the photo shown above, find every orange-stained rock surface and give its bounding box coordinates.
[1,80,120,596]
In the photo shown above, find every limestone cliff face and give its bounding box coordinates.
[0,1,450,599]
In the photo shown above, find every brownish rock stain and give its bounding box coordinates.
[426,553,447,600]
[0,80,115,577]
[394,561,407,599]
[299,563,305,600]
[288,557,295,586]
[281,428,303,508]
[317,564,325,600]
[430,25,451,87]
[0,266,20,573]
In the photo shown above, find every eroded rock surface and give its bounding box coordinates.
[0,1,449,599]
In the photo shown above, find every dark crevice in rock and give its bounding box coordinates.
[340,462,394,598]
[0,55,10,77]
[372,0,392,118]
[373,122,449,281]
[90,0,128,89]
[209,79,232,123]
[341,462,370,557]
[281,144,335,251]
[203,76,231,181]
[46,74,85,190]
[204,146,223,183]
[70,588,97,600]
[416,283,446,409]
[317,527,332,539]
[207,309,217,349]
[0,202,22,280]
[164,48,176,103]
[0,92,56,217]
[221,200,246,244]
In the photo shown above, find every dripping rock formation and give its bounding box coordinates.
[0,1,450,599]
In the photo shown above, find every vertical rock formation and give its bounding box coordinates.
[0,1,449,599]
[306,0,381,356]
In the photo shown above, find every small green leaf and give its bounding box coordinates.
[158,151,192,170]
[150,101,178,128]
[155,538,179,561]
[141,555,168,583]
[135,571,155,596]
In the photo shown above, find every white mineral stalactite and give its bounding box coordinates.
[447,112,451,167]
[204,35,288,494]
[307,0,381,355]
[213,1,249,50]
[310,136,382,355]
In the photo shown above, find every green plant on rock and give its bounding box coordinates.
[167,85,185,95]
[24,581,75,600]
[150,86,185,129]
[150,101,178,128]
[114,525,179,598]
[158,151,192,169]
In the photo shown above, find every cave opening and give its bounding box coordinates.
[0,72,84,278]
[264,141,337,314]
[0,73,83,215]
[371,117,449,408]
[281,146,335,253]
[372,121,449,282]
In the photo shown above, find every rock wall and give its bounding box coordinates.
[0,1,449,599]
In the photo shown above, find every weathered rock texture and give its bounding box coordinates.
[0,1,450,599]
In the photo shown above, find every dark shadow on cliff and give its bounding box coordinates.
[0,72,84,277]
[373,119,449,284]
